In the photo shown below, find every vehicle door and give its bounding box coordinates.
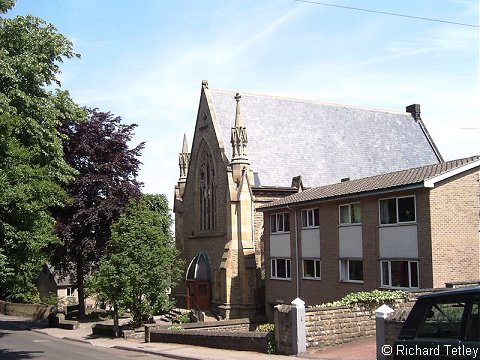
[459,294,480,359]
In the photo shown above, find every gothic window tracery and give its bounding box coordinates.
[199,149,216,230]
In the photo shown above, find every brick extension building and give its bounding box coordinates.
[260,156,480,318]
[173,80,443,319]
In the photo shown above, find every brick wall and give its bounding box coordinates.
[429,169,480,287]
[264,181,475,315]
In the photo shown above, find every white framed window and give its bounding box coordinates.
[379,196,416,225]
[339,259,363,282]
[271,258,291,280]
[270,213,290,233]
[381,260,419,288]
[302,208,319,228]
[339,203,361,225]
[66,287,75,297]
[302,259,321,279]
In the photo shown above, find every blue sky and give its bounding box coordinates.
[9,0,480,204]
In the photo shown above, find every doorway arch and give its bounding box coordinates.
[186,251,211,310]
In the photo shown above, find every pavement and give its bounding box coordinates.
[0,314,376,360]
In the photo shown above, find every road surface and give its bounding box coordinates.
[0,317,163,360]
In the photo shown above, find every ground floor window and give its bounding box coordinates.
[339,259,363,282]
[302,259,321,279]
[271,258,291,280]
[66,287,75,297]
[381,260,419,288]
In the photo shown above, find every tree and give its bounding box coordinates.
[53,109,144,315]
[0,1,85,301]
[88,194,183,331]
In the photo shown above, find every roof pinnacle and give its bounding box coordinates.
[234,93,243,128]
[182,133,189,154]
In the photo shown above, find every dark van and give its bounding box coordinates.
[393,287,480,359]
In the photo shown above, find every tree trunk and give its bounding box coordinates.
[113,301,119,338]
[76,258,85,317]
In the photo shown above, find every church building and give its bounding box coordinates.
[173,80,442,319]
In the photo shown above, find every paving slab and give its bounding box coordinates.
[304,337,376,360]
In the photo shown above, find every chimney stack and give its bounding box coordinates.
[406,104,421,122]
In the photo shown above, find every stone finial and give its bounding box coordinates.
[234,93,243,128]
[202,80,209,89]
[182,133,188,154]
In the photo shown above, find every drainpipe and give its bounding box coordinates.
[286,205,300,299]
[251,198,255,253]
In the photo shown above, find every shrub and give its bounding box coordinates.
[174,312,191,324]
[255,323,276,354]
[309,289,406,308]
[255,323,274,332]
[41,294,59,306]
[167,325,184,331]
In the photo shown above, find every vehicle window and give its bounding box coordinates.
[465,300,480,341]
[418,297,467,339]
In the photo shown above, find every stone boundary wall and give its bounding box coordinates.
[149,329,272,353]
[303,289,435,349]
[146,318,256,337]
[0,300,55,320]
[147,318,271,353]
[305,299,419,349]
[305,305,375,348]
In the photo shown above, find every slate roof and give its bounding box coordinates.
[208,88,442,188]
[42,264,74,287]
[259,156,480,210]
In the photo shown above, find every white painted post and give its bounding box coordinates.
[376,304,394,360]
[291,297,306,355]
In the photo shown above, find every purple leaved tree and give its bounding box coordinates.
[53,109,144,315]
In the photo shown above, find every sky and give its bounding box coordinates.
[8,0,480,207]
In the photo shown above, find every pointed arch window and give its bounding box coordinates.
[199,149,216,230]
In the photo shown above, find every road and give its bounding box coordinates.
[0,318,163,360]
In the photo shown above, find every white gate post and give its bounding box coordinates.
[291,298,306,355]
[376,304,394,360]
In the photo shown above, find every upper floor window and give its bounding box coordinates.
[200,150,215,230]
[379,196,416,225]
[339,203,361,224]
[270,213,290,233]
[302,208,319,228]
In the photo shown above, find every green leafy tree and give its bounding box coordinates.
[0,1,85,301]
[88,194,183,331]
